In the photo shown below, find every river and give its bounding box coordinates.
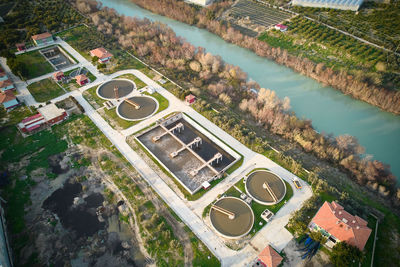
[99,0,400,181]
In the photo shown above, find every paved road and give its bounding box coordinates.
[52,68,313,265]
[4,40,314,265]
[7,37,106,107]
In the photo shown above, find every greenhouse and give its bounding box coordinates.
[292,0,364,11]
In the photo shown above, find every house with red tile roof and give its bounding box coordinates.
[309,201,372,251]
[16,43,26,51]
[90,47,113,63]
[53,71,64,81]
[0,79,15,92]
[185,94,196,104]
[274,24,288,32]
[31,32,54,46]
[257,245,283,267]
[75,74,88,86]
[0,90,19,110]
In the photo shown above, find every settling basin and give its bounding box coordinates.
[97,79,135,99]
[210,197,254,239]
[136,114,238,194]
[117,96,158,121]
[100,0,400,182]
[245,170,286,205]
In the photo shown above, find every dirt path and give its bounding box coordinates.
[100,173,155,266]
[103,150,194,267]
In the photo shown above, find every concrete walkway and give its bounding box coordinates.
[4,40,314,266]
[51,68,313,265]
[8,37,106,107]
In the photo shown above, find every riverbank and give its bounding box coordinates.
[124,0,400,115]
[94,0,400,186]
[74,0,398,197]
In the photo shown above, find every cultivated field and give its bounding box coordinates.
[226,0,292,30]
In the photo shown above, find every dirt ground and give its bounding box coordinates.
[283,239,332,267]
[17,147,149,267]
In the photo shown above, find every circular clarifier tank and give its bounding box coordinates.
[117,96,158,121]
[245,170,286,205]
[97,79,134,99]
[209,197,254,239]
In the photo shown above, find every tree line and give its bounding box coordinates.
[122,0,400,114]
[73,0,400,207]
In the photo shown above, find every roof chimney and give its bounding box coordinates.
[352,220,356,224]
[356,226,360,229]
[338,211,342,215]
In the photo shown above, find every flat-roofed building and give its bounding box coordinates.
[38,103,68,125]
[18,103,67,133]
[185,0,214,6]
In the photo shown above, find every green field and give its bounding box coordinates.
[114,73,147,89]
[258,15,400,89]
[82,85,104,109]
[230,177,293,236]
[292,2,400,51]
[14,50,54,80]
[27,78,65,102]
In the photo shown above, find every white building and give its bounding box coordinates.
[292,0,364,11]
[185,0,214,6]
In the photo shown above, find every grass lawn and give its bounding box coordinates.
[360,215,378,267]
[240,178,293,236]
[114,74,147,89]
[207,175,293,237]
[185,227,221,267]
[56,25,92,60]
[86,71,96,82]
[57,25,146,73]
[102,107,140,129]
[15,50,54,80]
[27,78,65,102]
[82,85,104,108]
[144,91,169,113]
[114,73,170,113]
